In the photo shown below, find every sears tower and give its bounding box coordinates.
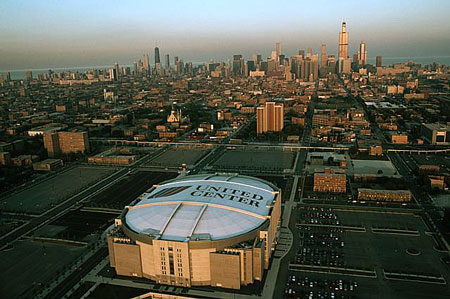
[338,22,349,59]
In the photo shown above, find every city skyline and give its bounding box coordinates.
[1,0,450,70]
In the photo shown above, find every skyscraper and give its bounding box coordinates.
[338,22,349,59]
[26,71,33,81]
[257,102,284,134]
[165,54,170,70]
[357,41,367,65]
[232,55,244,76]
[114,63,120,80]
[143,54,150,73]
[154,47,160,64]
[320,44,328,68]
[5,71,11,81]
[154,48,162,75]
[109,68,118,81]
[276,42,281,60]
[376,56,382,67]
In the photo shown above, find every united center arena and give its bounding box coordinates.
[107,174,282,289]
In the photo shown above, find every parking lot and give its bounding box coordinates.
[212,149,295,172]
[283,206,450,298]
[1,166,114,214]
[86,171,178,209]
[0,239,85,298]
[144,147,210,168]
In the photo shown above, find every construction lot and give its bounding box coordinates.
[283,206,450,298]
[1,166,114,214]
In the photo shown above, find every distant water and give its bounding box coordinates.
[1,56,449,80]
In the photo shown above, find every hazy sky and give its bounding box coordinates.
[1,0,450,70]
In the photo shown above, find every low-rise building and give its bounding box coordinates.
[357,188,412,202]
[33,159,64,171]
[313,168,346,193]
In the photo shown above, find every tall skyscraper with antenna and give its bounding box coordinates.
[338,22,349,59]
[338,22,351,73]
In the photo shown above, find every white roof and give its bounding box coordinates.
[124,174,277,241]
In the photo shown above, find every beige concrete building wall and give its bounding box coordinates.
[268,191,282,258]
[242,249,254,285]
[259,230,269,269]
[107,236,116,267]
[189,248,216,285]
[137,241,155,279]
[252,244,264,281]
[210,252,241,289]
[113,242,143,277]
[152,240,191,287]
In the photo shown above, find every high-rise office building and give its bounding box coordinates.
[109,68,118,81]
[122,67,130,76]
[5,71,11,81]
[338,22,349,59]
[165,54,170,70]
[246,60,256,75]
[257,102,284,134]
[114,63,120,80]
[376,56,382,67]
[357,41,367,65]
[26,71,33,81]
[292,54,319,81]
[252,54,262,67]
[320,44,328,68]
[232,55,244,76]
[154,47,160,64]
[338,57,352,73]
[143,54,150,73]
[275,42,281,61]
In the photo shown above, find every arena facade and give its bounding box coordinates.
[107,174,282,289]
